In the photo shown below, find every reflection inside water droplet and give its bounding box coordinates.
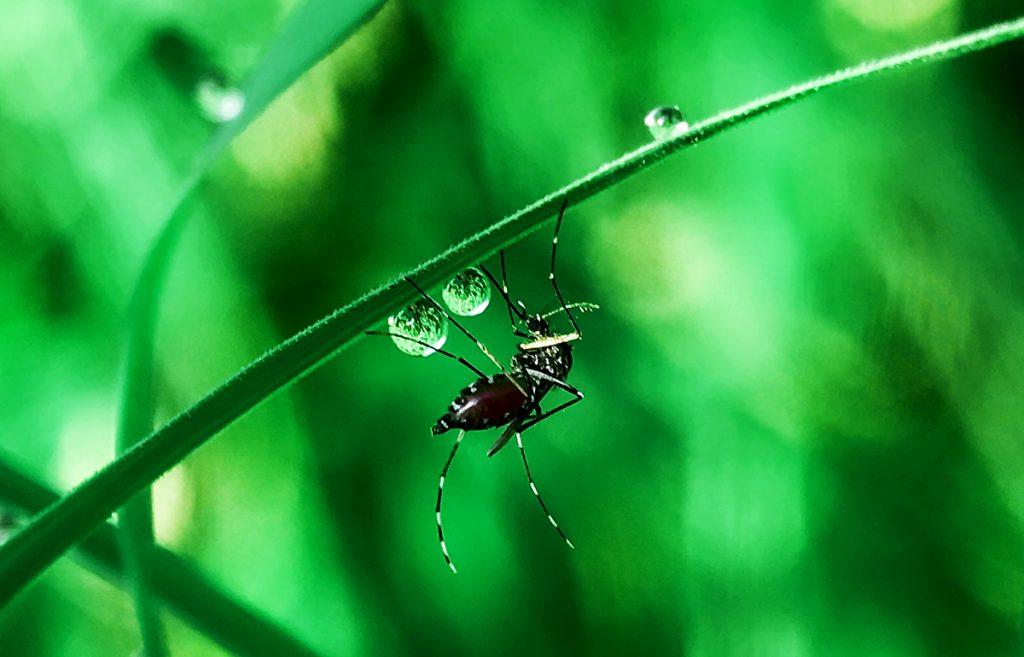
[388,300,449,357]
[443,268,491,316]
[644,105,688,140]
[196,77,245,123]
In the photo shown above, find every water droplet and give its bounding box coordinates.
[388,300,449,357]
[196,76,245,123]
[644,105,688,140]
[443,268,491,316]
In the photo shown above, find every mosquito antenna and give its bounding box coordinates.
[540,302,600,320]
[549,199,581,337]
[437,430,465,573]
[516,431,574,550]
[364,331,486,377]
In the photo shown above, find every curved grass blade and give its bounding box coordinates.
[2,14,1023,608]
[116,0,387,654]
[0,459,324,657]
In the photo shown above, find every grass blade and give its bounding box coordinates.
[0,459,324,657]
[2,14,1023,608]
[116,0,387,653]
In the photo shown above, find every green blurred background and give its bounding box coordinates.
[2,0,1024,655]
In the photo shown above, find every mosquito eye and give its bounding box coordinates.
[442,267,491,316]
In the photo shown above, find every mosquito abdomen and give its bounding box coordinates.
[433,374,531,435]
[432,416,455,435]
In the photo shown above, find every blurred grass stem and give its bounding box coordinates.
[0,459,325,657]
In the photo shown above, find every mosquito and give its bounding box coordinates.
[367,199,596,573]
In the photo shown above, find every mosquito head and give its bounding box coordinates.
[525,314,550,336]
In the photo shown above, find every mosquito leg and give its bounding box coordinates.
[498,251,519,330]
[436,430,465,573]
[549,199,581,337]
[517,368,584,431]
[487,416,527,457]
[515,431,574,549]
[500,250,530,332]
[364,331,485,377]
[518,396,583,432]
[485,370,579,455]
[478,264,530,338]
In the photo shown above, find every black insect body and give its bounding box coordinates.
[368,200,593,573]
[432,332,572,440]
[433,373,532,435]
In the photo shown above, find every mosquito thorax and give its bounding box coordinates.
[513,337,574,385]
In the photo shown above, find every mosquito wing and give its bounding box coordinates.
[487,419,523,457]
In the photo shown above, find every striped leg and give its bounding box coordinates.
[518,367,584,432]
[364,331,485,377]
[549,198,581,337]
[515,432,574,550]
[436,431,465,573]
[500,250,530,337]
[478,263,530,338]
